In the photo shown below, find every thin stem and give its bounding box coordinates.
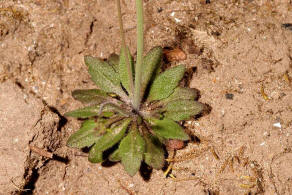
[133,0,144,110]
[116,0,134,96]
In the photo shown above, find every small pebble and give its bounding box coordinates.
[32,86,39,93]
[166,139,185,150]
[221,109,225,116]
[194,122,200,126]
[13,138,19,143]
[225,93,234,100]
[273,122,281,128]
[282,23,292,31]
[163,48,187,61]
[157,7,163,13]
[174,18,182,23]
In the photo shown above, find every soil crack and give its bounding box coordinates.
[85,18,97,46]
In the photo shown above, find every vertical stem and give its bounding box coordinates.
[133,0,144,110]
[116,0,134,96]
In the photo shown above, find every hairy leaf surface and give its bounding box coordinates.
[140,47,163,99]
[89,118,131,153]
[119,47,134,94]
[85,56,126,98]
[160,87,198,104]
[88,147,103,163]
[67,119,105,149]
[119,130,145,176]
[149,118,189,140]
[64,104,116,118]
[72,89,109,104]
[164,100,204,121]
[109,149,121,162]
[144,135,165,169]
[148,65,185,101]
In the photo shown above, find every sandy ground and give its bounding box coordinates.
[1,0,292,194]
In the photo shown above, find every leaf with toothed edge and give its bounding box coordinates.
[119,47,134,94]
[84,56,127,99]
[72,89,109,104]
[88,118,131,156]
[148,65,186,101]
[140,46,163,99]
[66,119,105,149]
[64,101,131,118]
[159,87,199,105]
[164,100,204,121]
[144,135,165,169]
[149,118,189,140]
[64,104,115,118]
[119,129,145,176]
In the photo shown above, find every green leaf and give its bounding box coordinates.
[109,149,121,162]
[88,146,103,163]
[119,130,145,176]
[119,47,134,94]
[67,119,105,149]
[164,100,204,121]
[149,118,189,140]
[107,53,119,71]
[72,89,109,104]
[84,56,126,98]
[144,135,165,169]
[148,65,185,101]
[160,87,199,104]
[64,104,115,118]
[140,46,163,99]
[89,118,131,153]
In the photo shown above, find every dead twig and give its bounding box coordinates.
[29,145,53,158]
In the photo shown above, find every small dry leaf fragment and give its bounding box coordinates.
[163,48,187,62]
[260,84,270,101]
[283,71,291,84]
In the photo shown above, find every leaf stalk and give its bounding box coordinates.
[116,0,134,97]
[133,0,144,110]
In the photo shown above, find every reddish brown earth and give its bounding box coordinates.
[1,0,292,194]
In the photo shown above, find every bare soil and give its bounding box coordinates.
[1,0,292,194]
